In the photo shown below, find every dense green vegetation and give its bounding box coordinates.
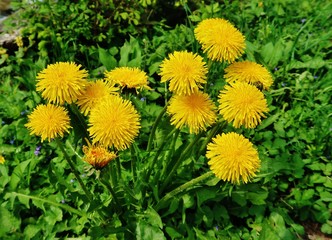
[0,0,331,239]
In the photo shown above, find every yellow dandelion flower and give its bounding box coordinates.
[25,104,71,142]
[218,82,269,128]
[105,67,151,91]
[77,80,119,116]
[224,61,273,90]
[159,51,208,95]
[168,91,217,134]
[15,36,24,48]
[82,143,117,169]
[194,18,245,63]
[0,47,7,55]
[88,95,140,150]
[36,62,88,105]
[0,155,5,164]
[206,132,260,184]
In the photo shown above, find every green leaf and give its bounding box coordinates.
[321,222,332,234]
[136,219,165,240]
[165,227,182,239]
[0,206,20,237]
[98,47,117,70]
[232,192,247,206]
[24,224,41,239]
[248,191,268,205]
[196,188,217,207]
[9,159,31,190]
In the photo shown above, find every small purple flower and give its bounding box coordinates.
[301,18,306,23]
[61,199,66,204]
[34,145,42,156]
[314,76,318,79]
[81,173,86,178]
[1,121,5,125]
[281,82,287,87]
[20,110,28,115]
[140,97,146,102]
[70,179,75,183]
[10,139,15,145]
[274,67,278,71]
[215,226,219,231]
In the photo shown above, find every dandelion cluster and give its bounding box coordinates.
[24,16,273,187]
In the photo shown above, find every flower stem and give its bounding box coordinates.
[146,106,167,152]
[55,138,93,202]
[155,171,215,211]
[198,121,226,155]
[160,132,203,193]
[160,129,180,178]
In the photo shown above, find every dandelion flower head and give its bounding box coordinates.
[82,143,117,169]
[167,91,217,134]
[77,80,119,116]
[15,36,24,48]
[224,61,273,90]
[88,95,140,150]
[105,67,150,91]
[194,18,245,63]
[25,104,71,142]
[206,132,260,184]
[36,62,88,105]
[0,155,5,164]
[159,51,208,95]
[218,82,269,128]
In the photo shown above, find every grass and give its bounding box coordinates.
[0,0,331,239]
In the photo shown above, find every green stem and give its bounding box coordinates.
[198,121,226,155]
[160,132,203,193]
[66,141,83,159]
[69,104,89,143]
[99,177,121,210]
[55,138,93,202]
[130,145,137,182]
[10,192,87,217]
[146,106,167,152]
[155,171,215,211]
[160,129,180,178]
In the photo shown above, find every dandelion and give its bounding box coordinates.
[159,51,208,95]
[88,95,140,150]
[82,143,117,169]
[0,48,7,55]
[25,104,71,142]
[15,36,23,48]
[77,80,118,116]
[194,18,245,63]
[36,62,88,105]
[104,67,150,91]
[224,61,273,90]
[0,155,5,164]
[218,82,269,128]
[206,132,260,184]
[167,91,217,134]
